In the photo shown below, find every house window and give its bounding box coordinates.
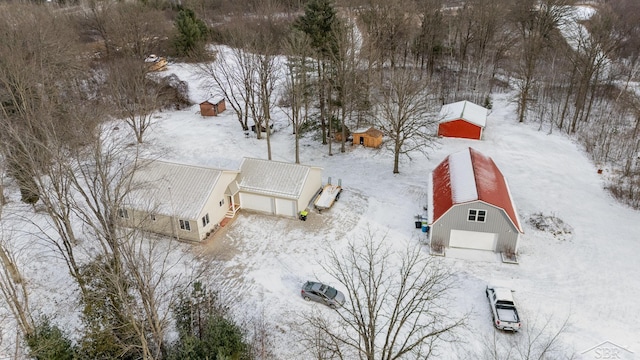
[219,199,225,207]
[468,209,487,222]
[179,219,191,231]
[118,209,129,219]
[202,213,210,227]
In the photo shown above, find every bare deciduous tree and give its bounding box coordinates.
[105,58,162,144]
[199,45,252,132]
[475,314,574,360]
[82,2,171,60]
[510,0,573,123]
[375,67,439,174]
[283,30,314,163]
[304,229,465,360]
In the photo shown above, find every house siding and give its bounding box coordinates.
[297,167,323,212]
[430,201,519,252]
[195,171,238,240]
[125,211,200,241]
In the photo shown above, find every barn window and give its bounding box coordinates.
[150,213,156,221]
[468,209,486,222]
[202,213,210,227]
[118,209,129,219]
[179,219,191,231]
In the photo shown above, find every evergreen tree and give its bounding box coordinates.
[167,282,250,360]
[173,8,208,57]
[26,317,76,360]
[293,0,339,59]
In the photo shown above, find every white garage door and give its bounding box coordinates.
[275,198,296,217]
[240,193,274,214]
[449,230,497,251]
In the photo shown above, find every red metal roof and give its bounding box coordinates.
[431,148,523,233]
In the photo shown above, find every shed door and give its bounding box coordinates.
[449,230,497,251]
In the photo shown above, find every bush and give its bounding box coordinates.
[26,317,75,360]
[167,282,250,360]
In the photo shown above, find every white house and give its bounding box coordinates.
[122,159,240,242]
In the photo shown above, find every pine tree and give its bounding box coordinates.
[173,8,208,57]
[293,0,339,59]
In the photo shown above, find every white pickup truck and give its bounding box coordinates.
[486,286,522,331]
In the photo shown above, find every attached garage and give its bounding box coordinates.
[437,100,488,140]
[428,148,523,254]
[449,230,497,251]
[237,158,323,218]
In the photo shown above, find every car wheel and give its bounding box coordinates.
[329,304,336,309]
[304,296,311,302]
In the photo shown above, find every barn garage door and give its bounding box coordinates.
[449,230,497,251]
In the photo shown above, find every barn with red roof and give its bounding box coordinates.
[437,100,488,140]
[428,147,523,253]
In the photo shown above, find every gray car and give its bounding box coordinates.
[301,281,346,309]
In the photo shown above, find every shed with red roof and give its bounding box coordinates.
[428,147,522,253]
[437,100,488,140]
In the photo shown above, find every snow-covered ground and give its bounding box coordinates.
[145,60,639,357]
[2,51,639,358]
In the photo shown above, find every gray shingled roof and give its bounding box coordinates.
[237,158,313,199]
[129,160,234,219]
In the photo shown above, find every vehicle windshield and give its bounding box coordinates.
[324,287,337,299]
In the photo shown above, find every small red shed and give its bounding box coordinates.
[437,100,488,140]
[199,97,226,117]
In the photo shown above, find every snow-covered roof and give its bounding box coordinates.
[431,148,523,233]
[237,158,320,199]
[315,184,341,209]
[439,100,488,127]
[352,126,383,137]
[128,159,238,219]
[201,96,225,105]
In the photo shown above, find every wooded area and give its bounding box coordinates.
[0,0,638,358]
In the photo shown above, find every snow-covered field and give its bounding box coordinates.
[142,60,639,358]
[2,52,639,358]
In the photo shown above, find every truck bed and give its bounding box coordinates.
[496,306,519,323]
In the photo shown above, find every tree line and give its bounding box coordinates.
[195,0,640,195]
